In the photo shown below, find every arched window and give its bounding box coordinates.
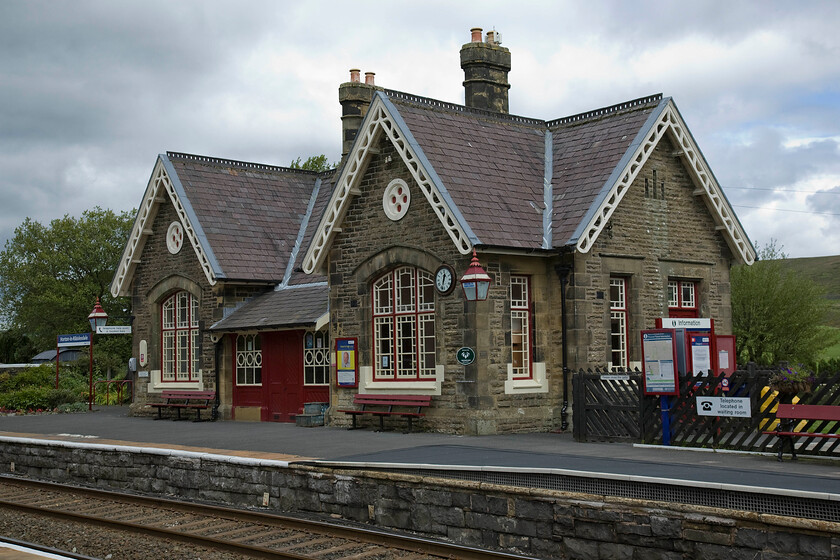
[372,266,435,380]
[236,334,261,385]
[161,291,199,381]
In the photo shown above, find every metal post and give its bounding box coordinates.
[88,336,93,411]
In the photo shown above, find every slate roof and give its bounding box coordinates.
[548,98,662,246]
[209,283,328,332]
[387,92,662,249]
[391,97,546,249]
[167,153,325,283]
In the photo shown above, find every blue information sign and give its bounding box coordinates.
[57,333,91,347]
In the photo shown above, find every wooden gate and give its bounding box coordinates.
[572,369,649,442]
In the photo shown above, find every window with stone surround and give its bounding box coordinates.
[235,334,261,386]
[304,329,330,385]
[510,275,532,379]
[668,280,698,318]
[609,277,629,370]
[161,291,199,381]
[372,266,436,381]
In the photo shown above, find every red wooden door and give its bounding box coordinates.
[262,331,304,422]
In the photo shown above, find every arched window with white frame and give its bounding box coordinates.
[372,266,436,380]
[161,291,199,381]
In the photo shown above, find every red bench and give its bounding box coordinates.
[338,394,431,432]
[149,390,216,422]
[763,403,840,461]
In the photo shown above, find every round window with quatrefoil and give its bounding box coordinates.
[382,179,410,221]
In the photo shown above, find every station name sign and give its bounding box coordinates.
[57,333,91,347]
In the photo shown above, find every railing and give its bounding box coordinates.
[93,379,133,405]
[573,366,840,458]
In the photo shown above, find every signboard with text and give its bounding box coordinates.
[336,338,358,388]
[97,325,132,334]
[696,396,751,418]
[57,333,91,347]
[641,329,679,395]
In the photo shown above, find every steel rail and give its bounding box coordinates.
[0,536,101,560]
[0,476,536,560]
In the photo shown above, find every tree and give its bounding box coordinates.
[0,328,37,364]
[731,240,839,365]
[0,208,135,357]
[289,154,336,172]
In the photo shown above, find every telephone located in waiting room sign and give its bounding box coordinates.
[696,396,751,418]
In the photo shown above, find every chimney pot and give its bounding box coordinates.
[460,27,511,114]
[364,72,375,86]
[470,27,483,42]
[349,69,360,83]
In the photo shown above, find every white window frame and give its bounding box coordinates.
[372,266,436,381]
[668,280,697,311]
[161,291,199,382]
[609,277,628,371]
[235,333,262,386]
[304,329,330,386]
[510,275,532,379]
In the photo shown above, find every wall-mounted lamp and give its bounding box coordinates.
[460,249,492,301]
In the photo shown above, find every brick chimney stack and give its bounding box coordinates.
[460,27,511,114]
[339,69,378,158]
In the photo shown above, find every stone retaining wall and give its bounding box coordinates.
[1,438,838,559]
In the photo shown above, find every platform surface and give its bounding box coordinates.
[2,406,839,497]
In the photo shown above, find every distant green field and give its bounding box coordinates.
[781,255,840,329]
[821,333,840,360]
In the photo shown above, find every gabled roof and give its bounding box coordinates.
[303,91,755,273]
[209,283,328,332]
[111,153,330,297]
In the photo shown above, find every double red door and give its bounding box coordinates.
[231,331,304,422]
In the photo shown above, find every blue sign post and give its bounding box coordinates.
[55,333,92,393]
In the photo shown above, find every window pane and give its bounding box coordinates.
[668,281,678,307]
[682,283,695,308]
[609,278,625,309]
[395,267,415,313]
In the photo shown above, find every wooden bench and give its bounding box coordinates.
[338,394,431,432]
[149,390,216,422]
[763,403,840,461]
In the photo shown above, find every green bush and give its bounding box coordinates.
[0,363,91,412]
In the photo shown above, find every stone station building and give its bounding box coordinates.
[111,27,754,434]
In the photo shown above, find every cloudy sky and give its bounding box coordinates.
[1,1,838,259]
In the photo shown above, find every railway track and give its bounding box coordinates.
[0,476,534,560]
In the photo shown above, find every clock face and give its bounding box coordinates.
[435,265,455,295]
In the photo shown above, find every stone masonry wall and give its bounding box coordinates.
[129,199,269,416]
[570,134,735,369]
[2,439,837,559]
[328,134,566,434]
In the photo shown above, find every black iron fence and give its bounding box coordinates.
[572,365,840,458]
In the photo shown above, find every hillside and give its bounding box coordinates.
[780,255,840,328]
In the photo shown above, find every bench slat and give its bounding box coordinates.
[340,394,431,432]
[775,404,840,422]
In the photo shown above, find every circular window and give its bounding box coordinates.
[383,179,410,221]
[166,221,184,254]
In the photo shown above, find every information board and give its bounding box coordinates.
[335,338,358,388]
[641,329,679,395]
[689,333,712,375]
